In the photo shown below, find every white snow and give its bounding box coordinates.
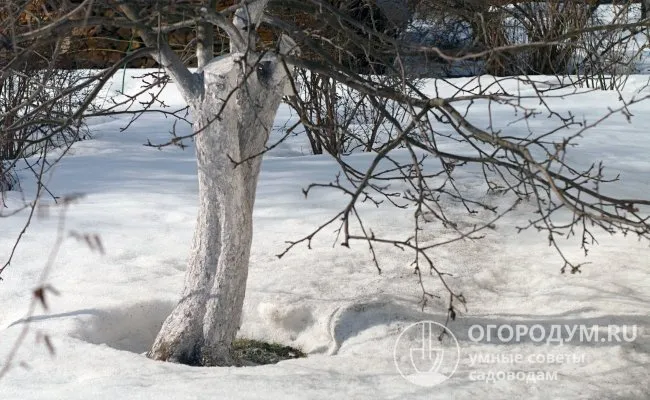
[0,71,649,399]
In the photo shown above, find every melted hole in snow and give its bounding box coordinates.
[72,300,175,354]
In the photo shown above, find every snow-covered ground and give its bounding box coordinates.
[0,72,649,399]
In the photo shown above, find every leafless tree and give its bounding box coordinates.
[286,71,416,155]
[1,0,650,372]
[410,0,649,81]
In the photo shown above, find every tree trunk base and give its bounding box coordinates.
[147,341,233,367]
[147,338,306,367]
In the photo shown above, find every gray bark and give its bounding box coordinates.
[196,0,216,70]
[146,1,295,366]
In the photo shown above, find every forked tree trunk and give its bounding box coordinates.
[148,53,291,366]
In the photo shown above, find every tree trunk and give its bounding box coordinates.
[148,53,290,366]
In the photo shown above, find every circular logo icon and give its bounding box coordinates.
[393,320,460,387]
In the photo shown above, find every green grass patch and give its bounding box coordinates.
[232,338,306,366]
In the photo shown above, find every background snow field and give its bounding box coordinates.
[0,72,649,399]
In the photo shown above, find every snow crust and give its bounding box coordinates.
[0,71,648,399]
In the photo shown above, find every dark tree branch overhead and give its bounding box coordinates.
[115,1,201,102]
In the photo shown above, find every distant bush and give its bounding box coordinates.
[0,66,93,194]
